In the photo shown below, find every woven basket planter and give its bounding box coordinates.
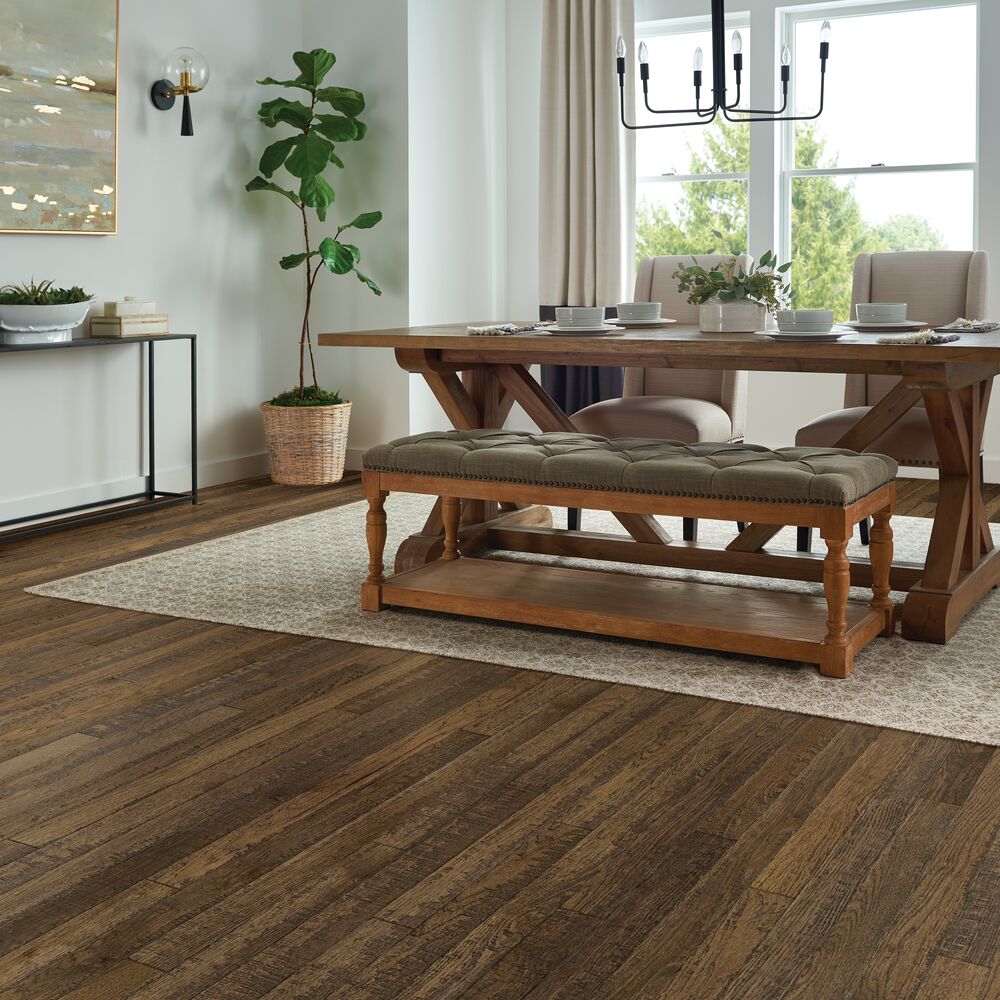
[261,401,352,486]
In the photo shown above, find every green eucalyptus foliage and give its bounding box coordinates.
[246,48,383,401]
[0,280,91,306]
[673,238,791,315]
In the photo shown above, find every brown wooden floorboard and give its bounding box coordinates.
[0,475,996,999]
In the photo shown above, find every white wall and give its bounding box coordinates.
[304,0,410,467]
[407,0,508,434]
[0,0,411,521]
[0,0,308,521]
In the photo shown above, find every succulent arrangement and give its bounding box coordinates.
[0,280,92,306]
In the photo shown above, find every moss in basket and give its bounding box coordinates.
[269,385,346,407]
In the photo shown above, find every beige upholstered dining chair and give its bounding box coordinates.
[795,250,990,549]
[571,254,750,539]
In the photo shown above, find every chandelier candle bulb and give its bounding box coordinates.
[820,19,832,62]
[638,41,650,83]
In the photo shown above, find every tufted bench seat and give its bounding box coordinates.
[363,430,897,509]
[361,431,898,678]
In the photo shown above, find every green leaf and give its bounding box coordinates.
[246,176,301,205]
[292,49,336,87]
[259,137,297,177]
[258,97,313,130]
[285,132,333,179]
[328,149,345,169]
[355,270,382,296]
[351,120,368,141]
[257,76,314,93]
[299,175,335,220]
[319,237,356,275]
[342,210,382,231]
[316,86,366,117]
[314,115,358,142]
[280,252,317,270]
[777,261,792,273]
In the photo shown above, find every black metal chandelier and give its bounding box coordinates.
[617,0,831,130]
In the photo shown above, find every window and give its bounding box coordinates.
[781,2,978,316]
[635,15,751,265]
[634,1,979,321]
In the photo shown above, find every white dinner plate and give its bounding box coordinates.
[537,324,622,336]
[842,320,929,331]
[608,318,677,328]
[765,331,854,342]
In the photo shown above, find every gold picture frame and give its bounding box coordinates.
[0,0,120,235]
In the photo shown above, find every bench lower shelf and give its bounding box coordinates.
[376,557,887,671]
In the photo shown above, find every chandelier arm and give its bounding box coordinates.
[723,73,824,124]
[726,90,790,116]
[620,85,720,130]
[643,91,707,116]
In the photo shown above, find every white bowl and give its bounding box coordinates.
[857,303,907,323]
[778,309,834,325]
[556,306,605,326]
[617,302,661,321]
[0,299,93,333]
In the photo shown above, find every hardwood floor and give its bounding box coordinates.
[0,477,997,999]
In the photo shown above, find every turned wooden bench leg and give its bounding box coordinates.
[442,496,462,561]
[869,507,896,636]
[362,490,389,612]
[820,534,853,678]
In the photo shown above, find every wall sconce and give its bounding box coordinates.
[150,48,210,137]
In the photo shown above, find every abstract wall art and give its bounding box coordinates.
[0,0,119,234]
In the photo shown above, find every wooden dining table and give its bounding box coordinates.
[318,323,1000,644]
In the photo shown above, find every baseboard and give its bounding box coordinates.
[0,453,270,526]
[346,447,365,473]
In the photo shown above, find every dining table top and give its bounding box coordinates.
[318,323,1000,372]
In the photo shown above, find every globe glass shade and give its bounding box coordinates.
[163,47,210,94]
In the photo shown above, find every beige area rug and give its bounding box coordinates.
[27,495,1000,745]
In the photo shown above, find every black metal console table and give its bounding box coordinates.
[0,334,197,541]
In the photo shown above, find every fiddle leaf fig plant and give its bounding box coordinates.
[247,48,383,405]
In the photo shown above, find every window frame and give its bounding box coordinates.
[635,11,752,191]
[777,0,979,266]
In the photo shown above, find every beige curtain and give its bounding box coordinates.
[539,0,636,309]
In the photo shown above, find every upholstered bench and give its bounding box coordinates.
[361,431,897,678]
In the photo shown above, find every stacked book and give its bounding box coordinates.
[91,298,169,338]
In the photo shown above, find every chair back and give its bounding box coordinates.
[625,254,749,439]
[845,250,990,407]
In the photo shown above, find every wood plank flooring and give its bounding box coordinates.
[0,476,997,999]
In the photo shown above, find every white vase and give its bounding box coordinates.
[699,300,767,334]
